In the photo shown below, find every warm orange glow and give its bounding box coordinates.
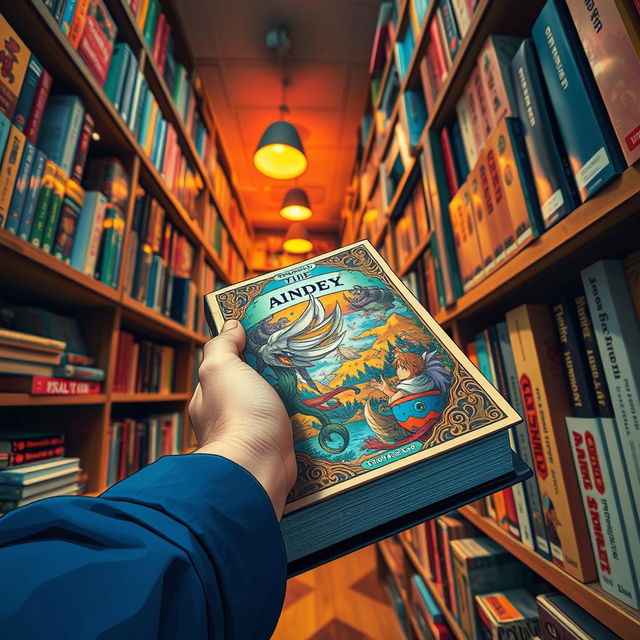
[283,237,313,254]
[253,143,307,179]
[280,204,312,221]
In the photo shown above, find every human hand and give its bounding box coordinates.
[369,376,393,396]
[189,320,296,519]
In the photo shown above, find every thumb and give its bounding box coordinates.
[202,320,246,367]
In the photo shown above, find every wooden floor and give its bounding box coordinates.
[272,545,404,640]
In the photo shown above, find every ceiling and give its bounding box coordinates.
[174,0,382,233]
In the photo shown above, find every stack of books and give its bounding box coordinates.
[0,306,103,395]
[113,330,175,394]
[0,431,81,513]
[106,412,183,486]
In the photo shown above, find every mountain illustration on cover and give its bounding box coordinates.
[205,241,518,513]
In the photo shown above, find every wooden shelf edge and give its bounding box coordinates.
[398,537,467,640]
[111,392,191,403]
[459,506,640,638]
[434,166,640,326]
[0,393,107,406]
[398,231,432,277]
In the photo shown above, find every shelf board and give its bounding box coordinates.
[397,231,433,277]
[0,393,107,407]
[459,506,640,639]
[434,166,640,326]
[111,392,191,403]
[398,537,468,640]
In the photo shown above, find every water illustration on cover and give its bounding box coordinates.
[206,242,517,512]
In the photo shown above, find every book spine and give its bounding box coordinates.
[53,191,84,263]
[4,140,36,234]
[0,446,65,470]
[52,364,105,381]
[157,18,171,74]
[506,304,597,581]
[1,434,64,453]
[71,112,94,184]
[119,50,138,124]
[0,126,26,227]
[61,100,85,178]
[441,0,461,62]
[151,13,166,62]
[567,416,640,608]
[143,0,160,47]
[0,15,30,121]
[13,56,43,132]
[471,66,493,145]
[31,376,101,395]
[581,261,640,510]
[68,0,91,48]
[455,97,478,168]
[439,127,459,198]
[17,149,47,241]
[77,0,117,87]
[531,0,624,202]
[451,0,471,38]
[41,170,66,253]
[24,70,52,145]
[59,0,79,35]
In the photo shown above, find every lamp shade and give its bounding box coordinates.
[253,120,307,179]
[282,222,313,254]
[280,187,312,221]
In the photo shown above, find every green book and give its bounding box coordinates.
[29,160,57,248]
[143,0,160,48]
[41,169,66,254]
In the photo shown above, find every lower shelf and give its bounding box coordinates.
[459,506,640,639]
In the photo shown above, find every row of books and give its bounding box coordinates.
[0,305,104,395]
[458,255,640,609]
[113,330,175,394]
[206,197,247,284]
[122,190,199,328]
[390,525,620,639]
[106,412,183,486]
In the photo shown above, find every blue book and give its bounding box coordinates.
[37,95,85,177]
[131,76,148,138]
[171,276,190,325]
[0,458,80,484]
[0,112,11,161]
[152,118,167,169]
[137,90,154,148]
[13,56,43,133]
[511,40,578,229]
[59,0,78,35]
[119,48,138,125]
[395,23,415,78]
[450,121,470,182]
[4,141,36,234]
[17,149,47,241]
[531,0,625,203]
[403,89,427,148]
[70,191,107,273]
[441,0,461,61]
[103,43,131,112]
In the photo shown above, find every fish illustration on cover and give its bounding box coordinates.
[205,241,519,513]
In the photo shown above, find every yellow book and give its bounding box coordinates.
[137,0,151,31]
[0,125,26,227]
[144,99,159,156]
[0,14,31,120]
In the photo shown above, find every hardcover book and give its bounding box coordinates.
[475,589,540,640]
[205,240,528,575]
[0,14,30,121]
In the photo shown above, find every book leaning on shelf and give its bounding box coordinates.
[204,240,530,576]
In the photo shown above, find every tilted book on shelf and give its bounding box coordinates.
[205,240,529,575]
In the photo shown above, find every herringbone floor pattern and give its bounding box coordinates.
[271,545,404,639]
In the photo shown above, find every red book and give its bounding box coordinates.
[429,19,449,84]
[439,127,459,198]
[71,112,95,184]
[129,0,140,15]
[152,13,166,63]
[31,377,101,395]
[0,446,65,468]
[77,0,117,87]
[24,70,52,144]
[157,20,171,74]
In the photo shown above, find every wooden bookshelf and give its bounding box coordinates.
[460,507,640,639]
[0,0,255,494]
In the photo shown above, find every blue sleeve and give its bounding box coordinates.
[0,454,287,640]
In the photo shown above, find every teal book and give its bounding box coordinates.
[13,56,43,132]
[103,43,131,111]
[137,88,154,148]
[59,0,78,35]
[70,190,107,273]
[118,47,138,125]
[0,458,80,485]
[0,112,11,162]
[128,69,145,131]
[4,141,36,234]
[143,0,160,48]
[37,95,85,177]
[532,0,625,202]
[131,74,148,136]
[17,149,47,241]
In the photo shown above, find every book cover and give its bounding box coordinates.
[13,56,43,133]
[70,190,107,275]
[565,0,640,165]
[24,69,52,145]
[17,148,47,241]
[450,0,471,38]
[581,261,640,516]
[0,14,30,121]
[506,304,597,582]
[205,241,524,565]
[468,162,496,277]
[40,167,66,253]
[532,0,625,202]
[510,40,578,229]
[4,140,36,234]
[53,179,85,263]
[440,0,461,62]
[32,377,101,395]
[0,124,25,227]
[475,589,540,640]
[77,0,117,87]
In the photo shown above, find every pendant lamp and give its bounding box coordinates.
[283,222,313,254]
[280,187,312,221]
[254,121,307,179]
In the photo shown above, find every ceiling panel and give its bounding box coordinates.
[175,0,381,236]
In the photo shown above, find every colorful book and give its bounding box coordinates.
[506,304,597,582]
[510,40,578,229]
[24,69,52,145]
[565,0,640,165]
[77,0,117,87]
[39,167,66,253]
[4,140,36,234]
[0,14,30,120]
[467,162,496,277]
[455,97,479,169]
[37,95,85,178]
[0,125,26,227]
[17,149,47,241]
[13,56,43,132]
[71,111,94,184]
[69,0,92,49]
[70,190,108,275]
[59,0,79,35]
[204,240,525,574]
[30,159,56,247]
[532,0,625,202]
[53,179,85,263]
[476,589,540,640]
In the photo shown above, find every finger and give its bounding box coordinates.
[202,320,246,367]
